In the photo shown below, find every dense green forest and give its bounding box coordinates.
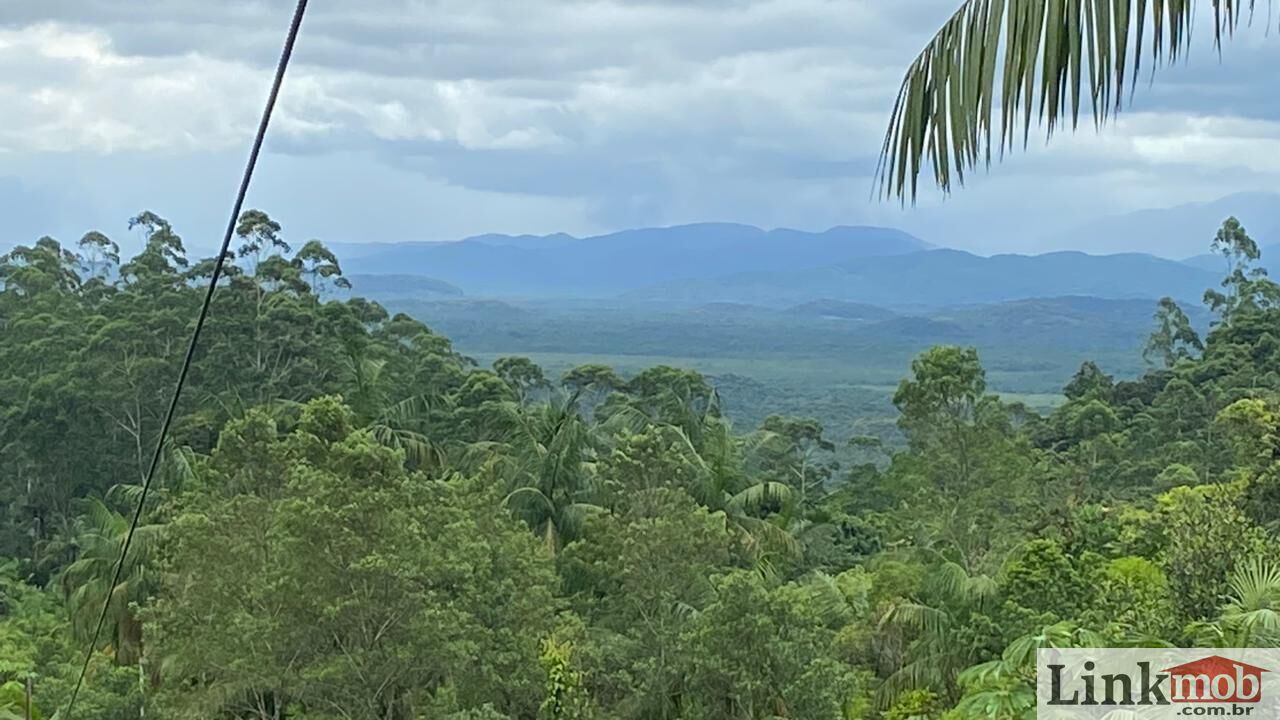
[3,211,1280,719]
[375,294,1174,444]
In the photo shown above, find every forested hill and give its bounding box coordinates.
[5,210,1280,719]
[342,273,465,299]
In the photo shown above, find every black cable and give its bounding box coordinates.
[64,0,310,715]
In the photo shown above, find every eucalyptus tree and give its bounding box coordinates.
[1145,297,1204,367]
[292,239,351,296]
[76,231,120,281]
[495,356,551,404]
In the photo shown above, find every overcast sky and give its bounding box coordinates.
[3,0,1280,257]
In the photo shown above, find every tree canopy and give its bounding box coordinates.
[3,211,1280,718]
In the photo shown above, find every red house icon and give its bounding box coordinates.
[1162,656,1269,703]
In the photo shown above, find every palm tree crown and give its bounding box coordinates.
[881,0,1265,200]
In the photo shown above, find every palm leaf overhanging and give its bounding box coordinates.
[879,0,1267,201]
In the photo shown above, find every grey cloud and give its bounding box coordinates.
[8,1,922,73]
[3,0,1280,254]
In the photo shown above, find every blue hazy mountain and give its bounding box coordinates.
[1046,191,1280,258]
[335,223,930,297]
[624,249,1223,307]
[340,274,464,301]
[332,222,1247,309]
[1182,244,1280,273]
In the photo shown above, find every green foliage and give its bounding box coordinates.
[496,356,550,402]
[887,347,1036,569]
[1158,482,1272,623]
[7,211,1280,719]
[559,489,733,718]
[149,399,560,718]
[1183,557,1280,648]
[1203,218,1280,325]
[0,563,140,719]
[883,689,941,720]
[1000,540,1087,622]
[1087,556,1177,642]
[0,681,42,720]
[538,638,593,720]
[1145,298,1204,367]
[683,570,861,720]
[1216,398,1279,471]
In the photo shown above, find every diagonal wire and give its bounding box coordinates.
[63,0,310,716]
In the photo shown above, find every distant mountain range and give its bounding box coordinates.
[1043,191,1280,258]
[324,204,1280,308]
[334,223,929,298]
[1183,244,1280,273]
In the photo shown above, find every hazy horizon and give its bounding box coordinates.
[10,191,1277,263]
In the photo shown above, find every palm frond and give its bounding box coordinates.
[803,571,857,625]
[673,600,703,621]
[1217,557,1280,645]
[368,424,444,469]
[728,481,795,515]
[504,486,556,517]
[966,573,999,609]
[557,502,607,542]
[452,440,514,469]
[162,443,200,486]
[1227,556,1280,610]
[1186,619,1231,647]
[77,496,124,535]
[880,601,951,636]
[957,659,1012,687]
[880,0,1264,200]
[106,482,152,510]
[877,655,953,707]
[378,394,438,426]
[1002,620,1105,669]
[736,515,803,561]
[924,560,997,609]
[930,560,973,599]
[953,683,1036,720]
[595,403,652,436]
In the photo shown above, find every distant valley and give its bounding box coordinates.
[329,215,1251,438]
[375,293,1211,439]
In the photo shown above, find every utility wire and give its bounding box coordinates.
[64,1,310,715]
